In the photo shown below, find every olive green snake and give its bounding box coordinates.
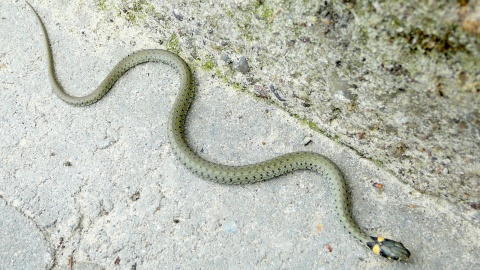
[27,2,410,261]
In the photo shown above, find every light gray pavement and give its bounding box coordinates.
[1,1,479,269]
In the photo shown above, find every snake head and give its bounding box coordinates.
[367,236,410,261]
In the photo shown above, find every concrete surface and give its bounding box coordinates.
[1,1,480,269]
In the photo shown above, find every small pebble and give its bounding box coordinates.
[335,90,355,102]
[173,9,183,21]
[234,56,250,74]
[221,53,232,64]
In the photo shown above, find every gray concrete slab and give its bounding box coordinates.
[1,1,479,269]
[0,200,53,269]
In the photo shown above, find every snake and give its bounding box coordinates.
[27,2,410,261]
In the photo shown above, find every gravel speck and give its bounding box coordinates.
[234,56,250,74]
[221,53,232,64]
[173,9,183,21]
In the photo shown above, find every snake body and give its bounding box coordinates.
[27,2,410,261]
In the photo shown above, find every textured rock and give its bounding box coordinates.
[2,0,479,268]
[106,0,479,210]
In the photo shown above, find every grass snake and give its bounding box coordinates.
[27,2,410,261]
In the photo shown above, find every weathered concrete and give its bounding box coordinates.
[66,0,480,213]
[1,0,479,269]
[0,200,53,269]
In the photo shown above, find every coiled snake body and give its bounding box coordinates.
[27,2,410,261]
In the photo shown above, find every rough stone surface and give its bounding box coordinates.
[51,0,479,210]
[1,0,479,269]
[0,200,53,269]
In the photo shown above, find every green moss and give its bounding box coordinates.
[94,0,108,11]
[201,55,216,71]
[255,4,274,21]
[297,118,322,134]
[225,10,235,18]
[213,72,245,91]
[308,121,320,132]
[119,0,156,24]
[373,159,384,167]
[221,75,230,85]
[357,26,369,46]
[232,82,243,90]
[165,33,180,54]
[152,12,163,22]
[391,15,403,28]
